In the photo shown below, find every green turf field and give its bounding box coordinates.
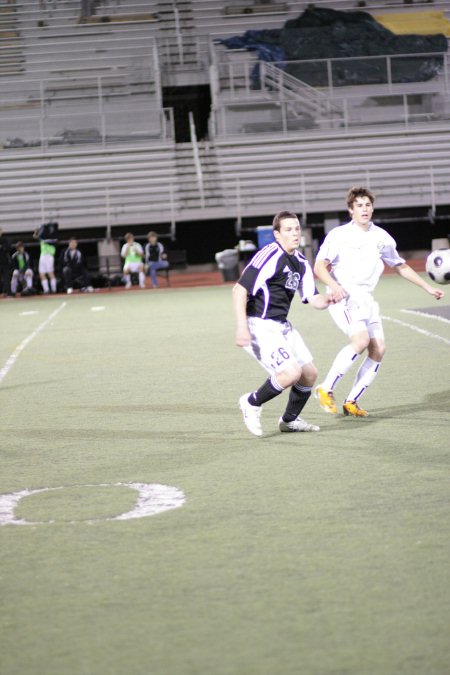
[1,276,449,675]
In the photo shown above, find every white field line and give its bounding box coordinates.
[381,314,450,346]
[401,308,450,325]
[0,302,66,385]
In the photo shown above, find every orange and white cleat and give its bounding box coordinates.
[315,386,337,414]
[343,400,369,417]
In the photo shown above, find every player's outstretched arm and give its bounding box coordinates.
[308,293,335,310]
[313,259,347,302]
[232,282,251,347]
[394,263,444,300]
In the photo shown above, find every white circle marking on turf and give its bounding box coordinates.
[0,482,185,526]
[90,306,105,312]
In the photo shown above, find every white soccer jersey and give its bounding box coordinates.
[316,220,405,294]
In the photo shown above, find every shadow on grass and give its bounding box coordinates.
[371,388,450,418]
[258,388,450,439]
[0,379,61,392]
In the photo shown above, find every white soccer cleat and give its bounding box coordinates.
[278,416,320,432]
[125,281,132,289]
[239,393,262,436]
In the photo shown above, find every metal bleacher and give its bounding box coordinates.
[212,129,450,222]
[1,0,450,234]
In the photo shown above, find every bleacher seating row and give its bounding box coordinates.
[1,128,449,233]
[1,0,450,236]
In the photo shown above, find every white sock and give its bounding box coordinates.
[321,344,359,391]
[124,274,131,285]
[270,373,285,392]
[26,275,33,289]
[50,278,57,292]
[41,278,49,293]
[11,277,18,294]
[346,357,381,403]
[139,271,145,288]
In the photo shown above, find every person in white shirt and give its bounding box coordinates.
[314,186,444,417]
[121,233,145,289]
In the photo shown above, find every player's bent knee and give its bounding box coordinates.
[280,362,303,386]
[300,363,318,386]
[351,336,370,353]
[369,344,386,360]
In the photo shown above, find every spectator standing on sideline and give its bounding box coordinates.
[33,221,58,294]
[233,210,334,437]
[11,242,34,295]
[314,186,444,418]
[121,233,145,289]
[145,231,169,288]
[59,238,93,294]
[0,228,12,296]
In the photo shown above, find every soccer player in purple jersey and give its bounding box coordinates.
[233,211,334,437]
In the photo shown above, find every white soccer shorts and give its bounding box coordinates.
[38,253,55,275]
[328,293,384,340]
[244,317,313,375]
[12,269,33,280]
[123,261,143,273]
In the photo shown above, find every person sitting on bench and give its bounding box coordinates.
[145,231,169,288]
[60,237,93,294]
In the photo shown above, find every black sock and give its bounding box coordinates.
[282,384,312,423]
[249,375,284,406]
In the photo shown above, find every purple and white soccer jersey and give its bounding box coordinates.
[237,242,318,373]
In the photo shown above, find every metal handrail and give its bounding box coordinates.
[213,50,450,96]
[189,112,205,209]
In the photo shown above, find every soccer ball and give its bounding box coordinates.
[425,248,450,285]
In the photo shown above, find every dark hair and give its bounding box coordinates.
[346,186,375,209]
[15,241,24,248]
[124,232,134,240]
[272,211,299,232]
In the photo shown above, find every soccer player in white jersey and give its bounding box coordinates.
[233,211,334,437]
[314,186,444,417]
